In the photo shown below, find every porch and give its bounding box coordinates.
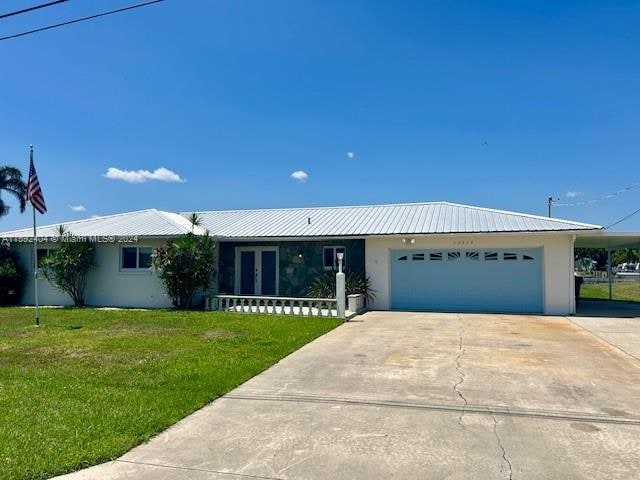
[208,294,366,320]
[217,239,365,297]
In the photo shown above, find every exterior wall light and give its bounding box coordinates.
[336,252,344,273]
[402,238,415,245]
[297,250,304,259]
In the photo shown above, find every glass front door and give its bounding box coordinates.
[236,247,278,296]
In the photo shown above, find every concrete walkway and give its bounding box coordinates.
[57,312,640,480]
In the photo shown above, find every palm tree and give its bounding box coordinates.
[0,166,27,218]
[187,212,202,232]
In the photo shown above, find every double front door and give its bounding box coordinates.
[235,247,279,296]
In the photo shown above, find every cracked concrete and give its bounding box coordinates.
[453,318,468,428]
[57,311,640,480]
[492,415,514,480]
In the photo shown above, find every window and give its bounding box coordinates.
[35,248,54,267]
[429,252,443,261]
[503,252,518,261]
[466,251,479,261]
[397,255,408,261]
[121,246,153,271]
[322,246,346,270]
[447,251,461,261]
[523,254,535,261]
[412,253,425,261]
[484,252,498,261]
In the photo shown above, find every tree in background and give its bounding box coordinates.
[0,243,26,305]
[575,248,608,270]
[41,226,96,306]
[576,247,639,270]
[0,166,26,219]
[612,248,639,266]
[152,223,216,309]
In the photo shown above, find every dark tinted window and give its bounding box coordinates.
[323,248,335,268]
[138,247,152,269]
[122,247,137,269]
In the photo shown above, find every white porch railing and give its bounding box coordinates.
[211,295,340,318]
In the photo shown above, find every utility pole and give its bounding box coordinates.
[547,196,559,218]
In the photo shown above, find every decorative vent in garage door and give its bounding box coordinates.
[396,250,538,264]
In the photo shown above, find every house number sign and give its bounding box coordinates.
[453,240,474,246]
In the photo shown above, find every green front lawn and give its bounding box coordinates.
[580,281,640,303]
[0,308,342,480]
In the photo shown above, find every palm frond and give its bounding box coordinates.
[0,165,27,215]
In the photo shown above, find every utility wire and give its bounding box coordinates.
[0,0,69,20]
[605,206,640,230]
[0,0,165,42]
[556,180,640,207]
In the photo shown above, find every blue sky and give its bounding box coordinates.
[1,0,639,231]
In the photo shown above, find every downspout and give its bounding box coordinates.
[570,234,576,315]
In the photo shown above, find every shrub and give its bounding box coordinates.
[41,227,96,306]
[0,244,26,305]
[152,232,216,309]
[307,269,375,304]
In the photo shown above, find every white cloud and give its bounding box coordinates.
[566,191,582,198]
[346,151,355,159]
[290,170,308,182]
[103,167,185,184]
[69,204,86,212]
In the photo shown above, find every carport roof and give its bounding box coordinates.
[575,232,640,249]
[1,202,602,240]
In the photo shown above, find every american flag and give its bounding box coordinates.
[27,150,47,214]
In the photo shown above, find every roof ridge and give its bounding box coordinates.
[183,201,449,215]
[156,210,208,235]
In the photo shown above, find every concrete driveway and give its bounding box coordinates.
[59,311,640,480]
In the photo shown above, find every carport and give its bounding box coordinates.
[575,232,640,306]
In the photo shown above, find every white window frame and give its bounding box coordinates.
[120,245,153,273]
[322,246,346,271]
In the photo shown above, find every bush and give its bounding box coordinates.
[41,229,96,306]
[152,232,216,309]
[0,244,26,305]
[307,269,375,304]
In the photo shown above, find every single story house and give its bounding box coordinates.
[2,201,625,315]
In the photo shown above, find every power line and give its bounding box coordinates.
[0,0,166,42]
[0,0,69,20]
[556,180,640,207]
[605,206,640,230]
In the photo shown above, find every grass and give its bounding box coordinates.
[0,308,342,480]
[580,281,640,303]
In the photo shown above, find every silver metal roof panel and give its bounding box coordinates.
[1,202,602,240]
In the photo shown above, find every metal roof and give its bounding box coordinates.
[0,209,205,239]
[0,202,601,240]
[190,202,601,238]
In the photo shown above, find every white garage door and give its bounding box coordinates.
[390,248,543,313]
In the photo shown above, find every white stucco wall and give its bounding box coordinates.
[365,233,575,315]
[12,239,174,308]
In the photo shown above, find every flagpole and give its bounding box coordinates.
[30,145,40,327]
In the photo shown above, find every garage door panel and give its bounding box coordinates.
[390,248,542,313]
